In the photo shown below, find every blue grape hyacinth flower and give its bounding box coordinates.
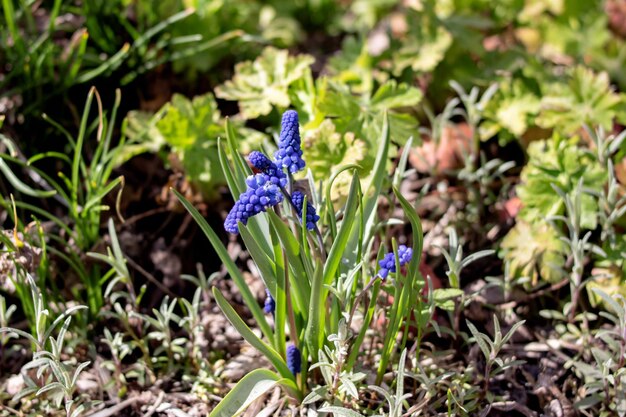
[286,343,301,375]
[248,151,288,188]
[275,110,305,174]
[224,174,283,234]
[377,245,413,279]
[264,288,275,314]
[291,191,320,231]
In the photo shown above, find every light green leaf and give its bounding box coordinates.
[536,67,624,134]
[215,46,314,119]
[209,369,281,417]
[319,406,365,417]
[432,288,464,311]
[501,220,567,285]
[517,135,605,230]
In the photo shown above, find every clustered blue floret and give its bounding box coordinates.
[225,110,320,234]
[275,110,306,174]
[377,245,413,279]
[224,174,283,234]
[264,288,275,314]
[286,343,301,375]
[291,191,320,231]
[248,151,288,188]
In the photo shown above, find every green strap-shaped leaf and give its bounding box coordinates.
[324,173,360,286]
[212,288,293,380]
[173,189,273,341]
[225,118,252,182]
[209,369,299,417]
[376,186,424,383]
[240,224,277,294]
[217,138,245,198]
[267,210,311,315]
[271,228,287,357]
[393,186,423,278]
[305,258,326,362]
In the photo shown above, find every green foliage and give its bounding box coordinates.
[501,220,566,284]
[0,275,91,416]
[0,0,237,119]
[175,112,471,413]
[0,88,125,317]
[480,80,540,141]
[517,135,606,230]
[571,289,626,415]
[124,92,264,199]
[302,119,371,203]
[317,79,422,147]
[391,7,453,75]
[536,67,626,134]
[215,46,315,119]
[5,0,626,414]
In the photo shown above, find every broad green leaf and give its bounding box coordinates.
[215,46,314,119]
[392,8,452,75]
[501,220,567,285]
[370,80,423,110]
[480,80,540,141]
[432,288,464,311]
[536,67,625,134]
[517,135,606,230]
[302,119,372,204]
[124,93,264,200]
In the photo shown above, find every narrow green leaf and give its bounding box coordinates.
[209,369,283,417]
[393,186,423,279]
[0,158,56,197]
[224,118,252,186]
[324,173,360,286]
[267,210,310,315]
[218,138,245,198]
[213,288,292,380]
[173,189,273,341]
[240,224,277,292]
[305,258,325,362]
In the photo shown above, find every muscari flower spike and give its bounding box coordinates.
[286,343,301,375]
[248,151,288,188]
[377,245,413,280]
[264,288,275,314]
[291,191,320,231]
[224,174,283,234]
[275,110,306,174]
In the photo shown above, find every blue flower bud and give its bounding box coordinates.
[248,151,288,187]
[224,173,284,234]
[275,110,305,174]
[286,343,301,375]
[377,245,413,279]
[264,288,275,314]
[291,191,320,231]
